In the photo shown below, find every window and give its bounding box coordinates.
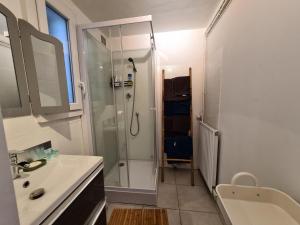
[46,4,75,103]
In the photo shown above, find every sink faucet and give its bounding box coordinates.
[8,151,29,179]
[10,163,29,179]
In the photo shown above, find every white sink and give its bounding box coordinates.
[13,155,103,225]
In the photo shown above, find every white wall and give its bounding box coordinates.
[0,0,91,155]
[205,0,300,201]
[156,29,206,168]
[0,108,19,225]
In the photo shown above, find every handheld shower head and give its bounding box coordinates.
[128,57,134,63]
[128,57,137,72]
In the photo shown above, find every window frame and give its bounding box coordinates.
[36,0,83,111]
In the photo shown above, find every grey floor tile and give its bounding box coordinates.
[157,183,179,209]
[167,209,181,225]
[142,206,181,225]
[159,167,176,184]
[175,169,204,186]
[180,211,223,225]
[177,185,217,213]
[106,203,143,221]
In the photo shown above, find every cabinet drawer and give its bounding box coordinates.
[93,207,107,225]
[53,170,105,225]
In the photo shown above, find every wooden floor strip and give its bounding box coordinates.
[109,208,169,225]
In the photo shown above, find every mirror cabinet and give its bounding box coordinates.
[0,4,69,117]
[19,19,69,115]
[0,4,30,117]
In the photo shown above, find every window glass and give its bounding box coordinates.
[46,5,75,103]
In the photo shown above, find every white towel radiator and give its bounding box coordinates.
[197,118,220,193]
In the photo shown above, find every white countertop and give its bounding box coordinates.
[13,155,103,225]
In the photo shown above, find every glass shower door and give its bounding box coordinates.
[84,27,129,187]
[119,23,157,190]
[110,26,130,187]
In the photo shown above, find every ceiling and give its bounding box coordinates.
[71,0,220,32]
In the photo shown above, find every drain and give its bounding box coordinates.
[118,162,125,167]
[23,181,30,188]
[29,188,45,200]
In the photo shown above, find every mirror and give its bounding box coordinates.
[19,19,69,115]
[0,4,30,117]
[0,13,20,108]
[31,36,62,107]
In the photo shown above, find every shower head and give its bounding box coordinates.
[128,57,137,72]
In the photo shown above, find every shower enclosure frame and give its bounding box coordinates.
[77,15,159,205]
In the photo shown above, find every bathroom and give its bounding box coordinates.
[0,0,300,225]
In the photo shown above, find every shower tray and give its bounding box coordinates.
[216,172,300,225]
[105,160,158,205]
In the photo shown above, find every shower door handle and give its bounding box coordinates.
[149,107,156,111]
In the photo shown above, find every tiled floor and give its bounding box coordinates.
[106,168,224,225]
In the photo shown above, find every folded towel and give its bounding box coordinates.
[163,79,174,100]
[164,116,190,136]
[173,76,190,97]
[164,76,191,101]
[164,100,191,116]
[164,136,193,160]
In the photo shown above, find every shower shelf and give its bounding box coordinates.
[110,80,133,88]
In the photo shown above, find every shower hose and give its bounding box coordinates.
[129,70,140,137]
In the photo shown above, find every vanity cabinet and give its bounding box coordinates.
[39,163,107,225]
[53,170,106,225]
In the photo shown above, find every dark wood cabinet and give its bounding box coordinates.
[53,170,106,225]
[93,209,107,225]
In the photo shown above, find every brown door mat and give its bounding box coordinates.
[108,208,169,225]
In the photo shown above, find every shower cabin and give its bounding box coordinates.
[77,16,158,205]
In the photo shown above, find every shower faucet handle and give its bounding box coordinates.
[126,93,132,99]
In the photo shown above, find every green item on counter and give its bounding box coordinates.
[43,148,59,160]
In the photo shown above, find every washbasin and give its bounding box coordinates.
[14,161,74,200]
[13,155,103,225]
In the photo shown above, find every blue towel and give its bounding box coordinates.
[164,136,193,159]
[164,100,191,116]
[164,116,190,136]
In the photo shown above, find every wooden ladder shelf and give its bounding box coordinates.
[161,67,194,186]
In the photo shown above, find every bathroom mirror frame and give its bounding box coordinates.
[18,19,69,115]
[0,4,31,117]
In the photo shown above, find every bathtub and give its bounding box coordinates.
[216,172,300,225]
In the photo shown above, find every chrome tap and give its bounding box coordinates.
[10,163,29,179]
[8,151,29,179]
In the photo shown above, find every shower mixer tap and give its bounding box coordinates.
[126,93,132,99]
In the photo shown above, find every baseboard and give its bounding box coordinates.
[106,188,157,206]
